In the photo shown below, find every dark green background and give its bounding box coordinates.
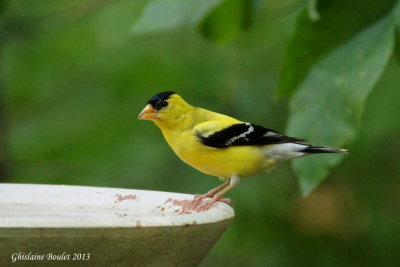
[1,0,399,265]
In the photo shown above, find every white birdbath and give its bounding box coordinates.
[0,184,234,265]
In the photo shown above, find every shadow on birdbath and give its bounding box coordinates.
[0,184,234,265]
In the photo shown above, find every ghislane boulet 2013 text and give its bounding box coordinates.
[11,252,90,262]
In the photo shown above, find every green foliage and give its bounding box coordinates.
[199,0,254,43]
[395,2,400,62]
[394,29,400,63]
[0,0,10,19]
[0,0,7,15]
[277,0,398,98]
[131,0,223,34]
[396,1,400,28]
[288,15,395,194]
[281,1,399,194]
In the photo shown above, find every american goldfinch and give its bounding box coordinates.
[138,91,347,204]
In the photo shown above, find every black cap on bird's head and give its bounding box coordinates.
[138,91,176,120]
[147,91,176,111]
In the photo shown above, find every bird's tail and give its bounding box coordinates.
[265,143,348,162]
[300,145,348,154]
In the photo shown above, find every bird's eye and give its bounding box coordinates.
[155,100,168,110]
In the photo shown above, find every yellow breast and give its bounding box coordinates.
[161,129,276,178]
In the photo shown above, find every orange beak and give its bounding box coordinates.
[138,104,156,120]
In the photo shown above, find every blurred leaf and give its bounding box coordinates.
[131,0,223,34]
[199,0,254,43]
[395,1,400,28]
[0,0,9,16]
[395,31,400,63]
[287,14,395,195]
[395,2,400,63]
[277,0,398,98]
[307,0,319,21]
[0,0,11,23]
[263,0,308,20]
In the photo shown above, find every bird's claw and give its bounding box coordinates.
[192,194,233,212]
[218,198,232,204]
[194,193,212,201]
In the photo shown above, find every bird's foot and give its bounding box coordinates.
[208,195,232,205]
[194,193,212,202]
[218,198,232,204]
[191,197,206,210]
[194,196,233,212]
[194,192,232,203]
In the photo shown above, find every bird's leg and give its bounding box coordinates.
[194,179,230,202]
[196,175,240,210]
[211,174,240,203]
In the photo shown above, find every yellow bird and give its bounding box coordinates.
[138,92,347,204]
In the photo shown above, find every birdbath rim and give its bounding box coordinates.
[0,183,235,228]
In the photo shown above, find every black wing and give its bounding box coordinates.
[195,122,305,148]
